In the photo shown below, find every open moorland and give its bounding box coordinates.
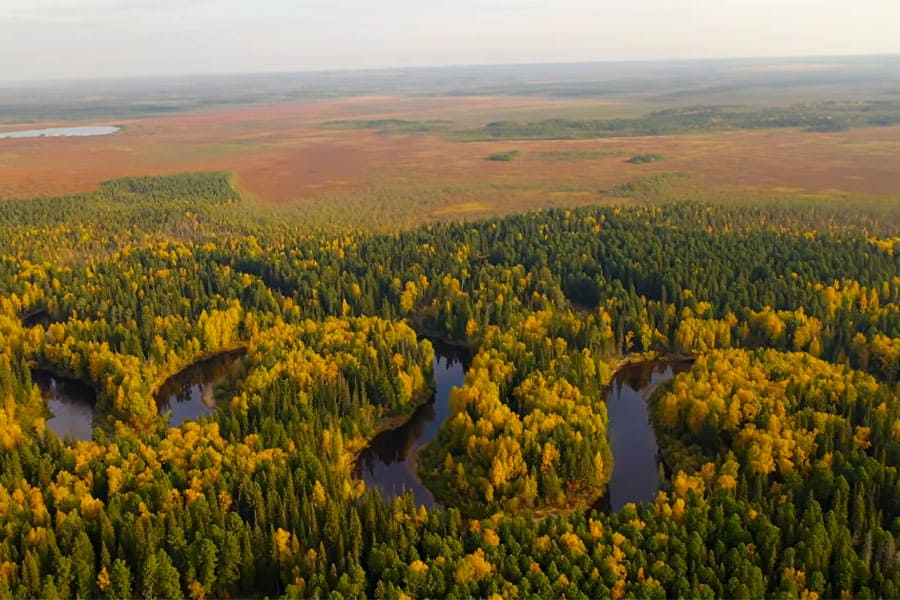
[1,56,899,230]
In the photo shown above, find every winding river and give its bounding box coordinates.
[604,359,693,511]
[356,348,690,512]
[354,339,470,508]
[154,349,246,427]
[32,339,688,507]
[30,349,246,441]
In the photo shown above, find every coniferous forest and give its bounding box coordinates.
[2,172,900,598]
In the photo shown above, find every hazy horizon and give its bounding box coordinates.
[2,52,898,87]
[2,0,899,82]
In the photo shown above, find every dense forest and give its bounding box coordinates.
[1,172,900,598]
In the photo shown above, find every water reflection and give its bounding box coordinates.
[604,359,692,511]
[155,349,246,427]
[354,339,470,508]
[34,371,96,442]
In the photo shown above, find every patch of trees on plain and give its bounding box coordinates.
[486,150,520,161]
[627,153,665,164]
[460,101,900,140]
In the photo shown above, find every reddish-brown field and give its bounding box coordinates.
[1,96,898,214]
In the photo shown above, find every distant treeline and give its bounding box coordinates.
[320,119,451,134]
[456,101,900,140]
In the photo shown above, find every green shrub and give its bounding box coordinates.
[627,153,665,164]
[487,150,520,161]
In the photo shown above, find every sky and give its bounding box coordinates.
[1,0,899,81]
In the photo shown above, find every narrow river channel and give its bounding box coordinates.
[605,359,692,511]
[354,339,470,508]
[155,349,246,427]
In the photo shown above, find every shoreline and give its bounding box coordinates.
[148,345,249,401]
[348,332,471,496]
[421,351,696,518]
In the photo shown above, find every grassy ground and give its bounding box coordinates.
[1,94,899,230]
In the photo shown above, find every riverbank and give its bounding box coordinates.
[642,360,709,476]
[422,351,695,518]
[533,355,695,518]
[149,345,248,402]
[32,362,97,391]
[342,383,438,487]
[349,338,471,506]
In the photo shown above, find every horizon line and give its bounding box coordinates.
[1,51,898,87]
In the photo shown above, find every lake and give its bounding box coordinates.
[34,371,97,442]
[604,359,693,511]
[354,339,470,508]
[0,126,120,139]
[155,349,246,427]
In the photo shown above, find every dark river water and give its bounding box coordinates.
[604,359,692,511]
[354,339,470,508]
[34,372,97,442]
[155,349,246,427]
[356,348,690,512]
[34,337,686,513]
[21,308,53,329]
[32,350,246,439]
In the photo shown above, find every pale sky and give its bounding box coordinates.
[1,0,898,81]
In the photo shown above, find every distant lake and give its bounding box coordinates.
[0,126,120,139]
